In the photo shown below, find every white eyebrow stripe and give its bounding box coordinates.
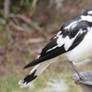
[88,11,92,14]
[81,15,92,22]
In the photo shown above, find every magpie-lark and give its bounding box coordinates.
[19,8,92,87]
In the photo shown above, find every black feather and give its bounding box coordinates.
[23,70,37,84]
[24,10,92,69]
[68,29,88,51]
[24,45,66,68]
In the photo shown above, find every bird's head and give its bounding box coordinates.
[83,8,92,16]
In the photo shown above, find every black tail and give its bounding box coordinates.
[19,59,52,87]
[23,70,37,84]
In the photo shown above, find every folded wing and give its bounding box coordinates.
[24,20,89,69]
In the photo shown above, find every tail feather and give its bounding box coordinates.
[23,70,37,84]
[24,59,41,69]
[19,60,53,87]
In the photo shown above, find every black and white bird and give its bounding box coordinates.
[19,8,92,87]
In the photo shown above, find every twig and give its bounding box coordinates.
[31,0,38,16]
[32,0,38,9]
[14,14,48,39]
[27,37,45,44]
[9,21,31,36]
[4,0,10,18]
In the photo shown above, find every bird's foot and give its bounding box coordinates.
[74,73,85,84]
[69,61,85,84]
[72,71,87,85]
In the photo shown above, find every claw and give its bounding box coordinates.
[69,61,85,84]
[72,72,85,84]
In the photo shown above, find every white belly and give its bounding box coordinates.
[66,30,92,62]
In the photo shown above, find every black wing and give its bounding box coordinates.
[24,36,66,68]
[24,20,89,69]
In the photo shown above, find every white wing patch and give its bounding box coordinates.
[47,24,87,53]
[57,35,64,47]
[64,36,75,51]
[57,35,75,51]
[46,45,58,52]
[57,28,84,51]
[47,34,75,52]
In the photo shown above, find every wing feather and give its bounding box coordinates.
[24,19,90,68]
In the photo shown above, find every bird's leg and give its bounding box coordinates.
[69,61,84,81]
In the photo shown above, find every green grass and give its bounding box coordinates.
[0,24,9,48]
[0,71,83,92]
[0,75,20,92]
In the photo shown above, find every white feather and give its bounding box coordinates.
[88,11,92,14]
[46,46,58,52]
[19,59,55,88]
[66,27,92,62]
[64,36,75,51]
[57,35,64,47]
[57,29,82,51]
[29,59,56,78]
[73,58,91,66]
[81,15,92,22]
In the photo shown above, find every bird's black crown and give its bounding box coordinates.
[83,8,92,15]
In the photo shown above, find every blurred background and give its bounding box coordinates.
[0,0,92,92]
